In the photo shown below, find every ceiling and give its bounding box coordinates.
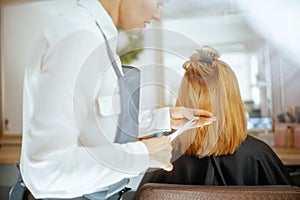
[163,0,240,19]
[160,0,300,62]
[159,0,262,53]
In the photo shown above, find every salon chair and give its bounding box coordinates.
[135,183,300,200]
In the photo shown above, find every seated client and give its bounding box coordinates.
[137,46,294,187]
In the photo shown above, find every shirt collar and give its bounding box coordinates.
[78,0,118,39]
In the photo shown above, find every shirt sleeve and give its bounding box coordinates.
[138,107,172,138]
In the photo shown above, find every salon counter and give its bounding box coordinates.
[271,146,300,166]
[0,146,21,164]
[249,132,300,166]
[0,135,22,164]
[1,134,300,166]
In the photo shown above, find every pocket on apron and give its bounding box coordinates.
[97,95,121,117]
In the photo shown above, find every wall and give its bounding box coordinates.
[268,46,300,116]
[2,0,75,134]
[279,55,300,112]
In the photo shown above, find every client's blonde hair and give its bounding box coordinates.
[175,46,247,157]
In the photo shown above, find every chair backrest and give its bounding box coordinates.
[136,183,300,200]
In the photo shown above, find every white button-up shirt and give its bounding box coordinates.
[20,0,171,198]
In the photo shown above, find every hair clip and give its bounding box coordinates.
[197,50,215,64]
[196,46,219,64]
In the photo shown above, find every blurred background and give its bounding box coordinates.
[2,0,300,135]
[1,0,300,199]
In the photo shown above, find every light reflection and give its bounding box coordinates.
[236,0,300,66]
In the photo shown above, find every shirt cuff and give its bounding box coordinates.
[138,107,172,138]
[115,141,150,174]
[155,107,171,132]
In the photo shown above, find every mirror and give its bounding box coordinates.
[159,0,300,133]
[159,0,271,133]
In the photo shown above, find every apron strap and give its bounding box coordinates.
[95,21,140,144]
[95,21,123,79]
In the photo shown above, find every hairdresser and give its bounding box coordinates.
[10,1,214,199]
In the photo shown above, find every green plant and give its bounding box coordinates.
[117,28,144,64]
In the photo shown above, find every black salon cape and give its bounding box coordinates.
[138,135,294,188]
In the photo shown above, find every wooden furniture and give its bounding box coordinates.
[0,135,22,146]
[0,146,21,164]
[0,135,22,164]
[272,146,300,166]
[1,133,300,166]
[250,132,300,166]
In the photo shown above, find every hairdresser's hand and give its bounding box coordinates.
[170,107,215,130]
[142,136,173,171]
